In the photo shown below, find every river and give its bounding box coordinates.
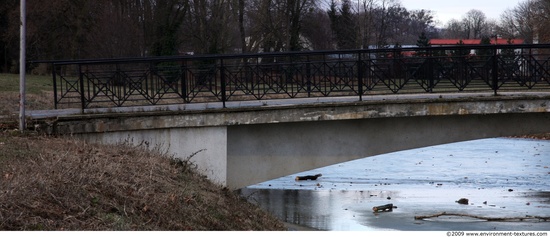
[238,138,550,231]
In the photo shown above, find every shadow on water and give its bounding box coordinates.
[528,192,550,204]
[239,189,331,230]
[239,188,402,230]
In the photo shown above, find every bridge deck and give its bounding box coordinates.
[28,91,550,120]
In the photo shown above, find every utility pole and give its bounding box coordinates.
[19,0,26,131]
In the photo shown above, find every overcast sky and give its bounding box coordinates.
[399,0,524,27]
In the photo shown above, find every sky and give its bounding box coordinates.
[399,0,524,27]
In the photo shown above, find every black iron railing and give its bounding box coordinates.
[42,44,550,110]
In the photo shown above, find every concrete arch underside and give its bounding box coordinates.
[226,112,549,189]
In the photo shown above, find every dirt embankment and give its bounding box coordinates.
[0,131,287,230]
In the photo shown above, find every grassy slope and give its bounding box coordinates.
[0,132,286,230]
[0,74,54,127]
[0,73,286,230]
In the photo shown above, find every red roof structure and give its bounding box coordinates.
[429,38,524,46]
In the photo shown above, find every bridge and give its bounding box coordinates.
[34,44,550,189]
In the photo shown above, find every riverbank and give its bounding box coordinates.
[512,133,550,140]
[0,131,287,230]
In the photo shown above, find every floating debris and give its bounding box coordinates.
[456,198,469,205]
[295,173,322,181]
[373,204,396,213]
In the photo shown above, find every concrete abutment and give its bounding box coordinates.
[76,126,229,187]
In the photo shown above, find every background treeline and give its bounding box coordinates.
[0,0,549,73]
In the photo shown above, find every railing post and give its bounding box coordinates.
[220,59,227,108]
[306,55,311,97]
[115,63,122,106]
[357,52,363,101]
[78,64,86,112]
[428,54,434,93]
[52,63,58,109]
[492,46,498,96]
[148,61,155,101]
[181,60,188,103]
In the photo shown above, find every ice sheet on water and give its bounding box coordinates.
[242,138,550,231]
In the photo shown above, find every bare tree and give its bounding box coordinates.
[302,7,333,50]
[12,0,91,60]
[357,0,376,48]
[0,0,17,72]
[498,0,537,43]
[371,0,402,48]
[231,0,248,53]
[441,9,494,40]
[484,19,499,38]
[342,0,437,48]
[245,0,316,52]
[86,1,147,58]
[533,0,550,43]
[462,9,488,39]
[180,0,240,54]
[443,19,467,38]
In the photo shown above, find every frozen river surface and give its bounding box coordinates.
[238,138,550,231]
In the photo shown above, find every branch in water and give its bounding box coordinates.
[414,212,550,222]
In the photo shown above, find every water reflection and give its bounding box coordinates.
[238,138,550,231]
[240,188,401,230]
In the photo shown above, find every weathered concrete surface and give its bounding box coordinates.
[40,94,550,189]
[46,94,550,134]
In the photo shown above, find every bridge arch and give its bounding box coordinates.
[45,94,550,189]
[226,112,547,189]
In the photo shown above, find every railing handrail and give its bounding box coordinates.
[32,43,550,66]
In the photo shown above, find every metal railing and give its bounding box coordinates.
[42,44,550,110]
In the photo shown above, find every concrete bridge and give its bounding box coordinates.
[33,44,550,189]
[36,92,550,189]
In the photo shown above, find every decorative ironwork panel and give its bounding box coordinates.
[45,44,550,110]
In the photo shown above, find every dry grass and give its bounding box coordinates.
[0,73,54,129]
[0,131,286,230]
